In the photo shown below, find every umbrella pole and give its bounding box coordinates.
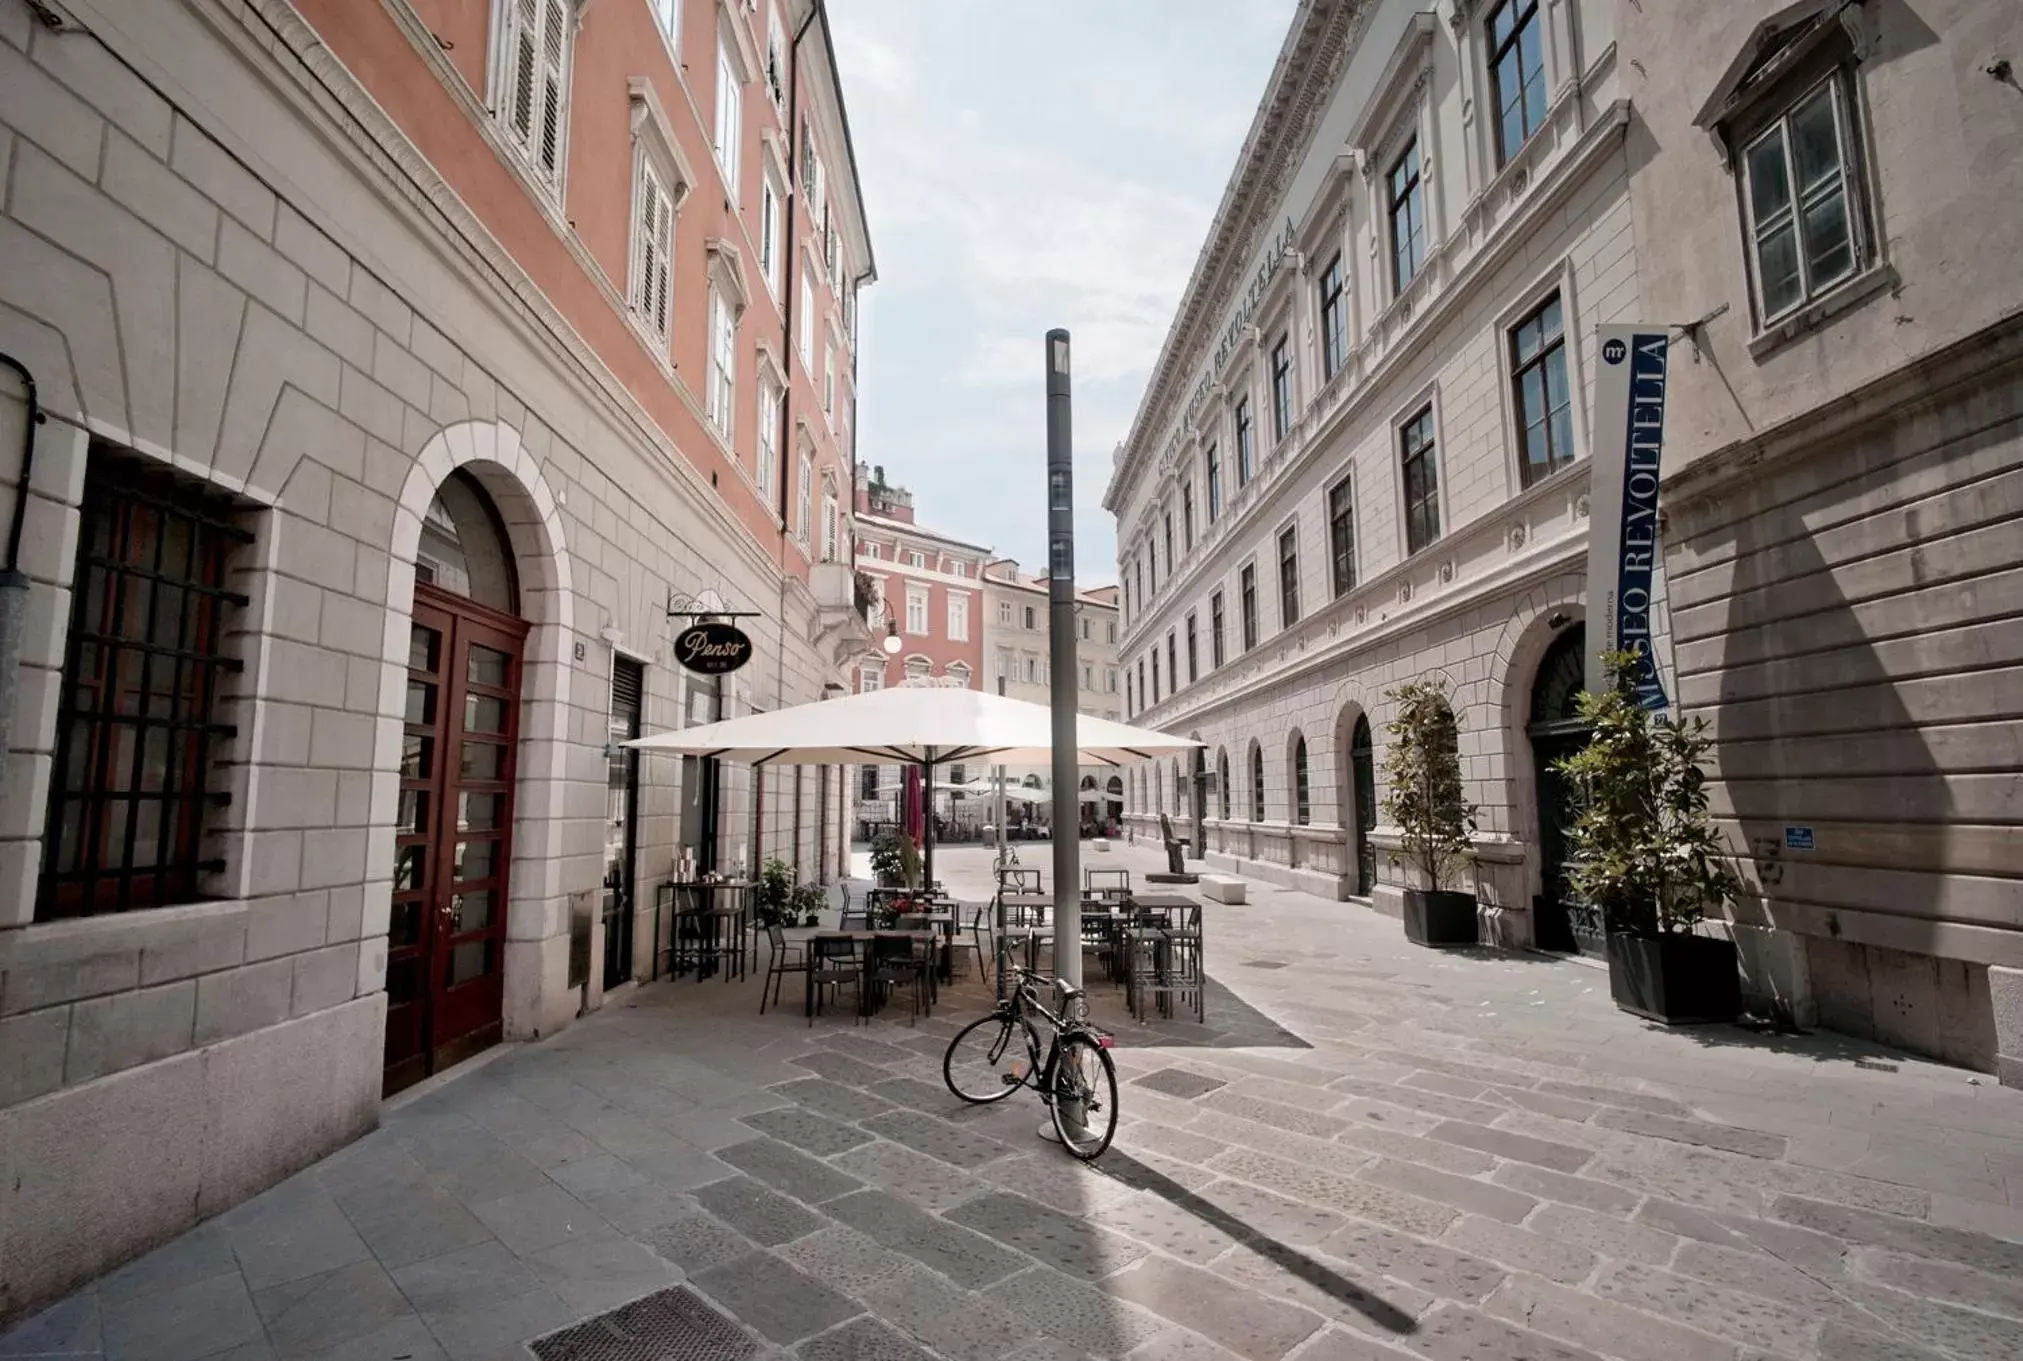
[921,758,935,889]
[994,765,1007,1003]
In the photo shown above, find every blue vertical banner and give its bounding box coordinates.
[1585,326,1671,711]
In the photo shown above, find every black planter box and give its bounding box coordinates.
[1606,932,1741,1024]
[1402,889,1478,947]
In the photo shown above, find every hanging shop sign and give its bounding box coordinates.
[1585,324,1674,711]
[674,621,754,676]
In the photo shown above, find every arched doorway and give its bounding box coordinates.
[1528,623,1596,953]
[386,470,529,1095]
[1189,740,1206,855]
[1349,716,1376,896]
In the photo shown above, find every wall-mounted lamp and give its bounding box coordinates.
[1547,611,1571,630]
[882,617,903,655]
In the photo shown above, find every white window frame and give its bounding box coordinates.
[947,661,972,689]
[759,170,784,298]
[622,79,694,356]
[1738,76,1862,328]
[822,342,836,418]
[764,1,787,109]
[905,587,929,636]
[706,285,737,437]
[628,156,674,348]
[858,662,883,693]
[820,481,840,562]
[997,600,1013,626]
[713,33,744,201]
[492,0,576,200]
[754,375,779,501]
[796,449,814,543]
[650,0,680,60]
[798,277,814,368]
[947,593,970,642]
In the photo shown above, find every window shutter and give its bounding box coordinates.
[506,0,538,145]
[636,166,670,338]
[535,0,568,180]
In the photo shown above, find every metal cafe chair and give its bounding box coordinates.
[759,923,810,1016]
[806,936,861,1025]
[864,933,932,1025]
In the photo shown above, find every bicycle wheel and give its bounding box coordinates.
[1049,1033,1119,1159]
[943,1013,1038,1104]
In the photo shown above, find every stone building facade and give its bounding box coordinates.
[1106,0,1637,940]
[1618,0,2023,1080]
[0,0,873,1321]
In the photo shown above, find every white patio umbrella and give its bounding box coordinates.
[626,683,1199,882]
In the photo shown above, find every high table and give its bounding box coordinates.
[656,879,753,981]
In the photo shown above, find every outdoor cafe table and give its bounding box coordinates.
[655,879,752,981]
[802,929,940,1020]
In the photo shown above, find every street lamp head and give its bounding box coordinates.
[882,618,903,655]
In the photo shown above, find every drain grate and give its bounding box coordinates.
[527,1285,759,1361]
[1133,1067,1227,1099]
[1241,959,1289,970]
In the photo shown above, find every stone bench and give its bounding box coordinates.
[1201,875,1246,904]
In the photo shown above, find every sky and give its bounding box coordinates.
[827,1,1295,586]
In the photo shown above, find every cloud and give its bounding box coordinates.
[829,0,1293,581]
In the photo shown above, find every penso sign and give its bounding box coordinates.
[673,621,753,676]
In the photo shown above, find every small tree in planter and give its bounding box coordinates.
[1381,680,1480,947]
[1556,648,1743,1023]
[754,857,799,931]
[870,828,920,890]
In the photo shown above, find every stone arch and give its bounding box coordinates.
[1286,728,1311,827]
[382,419,576,1041]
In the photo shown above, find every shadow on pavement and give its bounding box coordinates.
[1097,1151,1418,1339]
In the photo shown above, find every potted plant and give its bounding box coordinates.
[754,857,798,931]
[1381,680,1480,947]
[791,881,829,928]
[1556,649,1743,1024]
[870,828,920,889]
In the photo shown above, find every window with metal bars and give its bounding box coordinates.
[41,452,250,919]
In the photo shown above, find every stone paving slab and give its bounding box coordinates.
[11,840,2023,1361]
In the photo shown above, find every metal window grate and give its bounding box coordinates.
[527,1285,759,1361]
[39,451,249,920]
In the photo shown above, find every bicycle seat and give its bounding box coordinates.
[1054,978,1085,1003]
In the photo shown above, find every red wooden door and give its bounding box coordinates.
[384,586,526,1095]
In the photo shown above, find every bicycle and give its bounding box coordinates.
[941,964,1119,1159]
[991,841,1021,879]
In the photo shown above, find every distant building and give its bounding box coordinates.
[980,562,1124,829]
[852,464,990,818]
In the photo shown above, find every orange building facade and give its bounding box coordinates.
[0,0,875,1319]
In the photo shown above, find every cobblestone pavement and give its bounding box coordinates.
[8,842,2023,1361]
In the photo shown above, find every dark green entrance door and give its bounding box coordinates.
[1350,716,1376,897]
[1528,625,1600,954]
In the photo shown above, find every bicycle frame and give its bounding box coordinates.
[991,972,1109,1104]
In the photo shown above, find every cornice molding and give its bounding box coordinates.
[1109,0,1370,507]
[629,76,699,204]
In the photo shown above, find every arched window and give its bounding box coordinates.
[1152,763,1163,814]
[418,470,519,613]
[946,660,972,688]
[1250,743,1265,822]
[1217,749,1230,820]
[1292,735,1311,825]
